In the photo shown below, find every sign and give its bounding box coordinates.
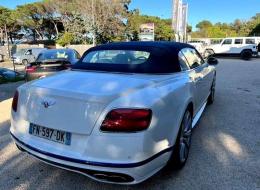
[139,23,155,41]
[172,0,182,34]
[182,3,188,40]
[172,0,188,42]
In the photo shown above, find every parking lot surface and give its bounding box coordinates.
[0,61,25,73]
[0,58,260,190]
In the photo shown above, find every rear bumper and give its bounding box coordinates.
[10,132,173,184]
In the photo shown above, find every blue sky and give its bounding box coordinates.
[129,0,260,28]
[1,0,260,29]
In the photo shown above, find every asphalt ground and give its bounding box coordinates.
[0,58,260,190]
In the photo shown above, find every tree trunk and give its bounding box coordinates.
[53,21,59,38]
[35,29,43,40]
[4,24,10,59]
[9,33,13,44]
[33,30,36,41]
[91,0,96,46]
[0,28,3,43]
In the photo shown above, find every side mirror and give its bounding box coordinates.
[207,57,218,65]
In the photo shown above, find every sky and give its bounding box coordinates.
[1,0,260,29]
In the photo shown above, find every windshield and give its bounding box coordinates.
[36,50,74,62]
[82,50,150,65]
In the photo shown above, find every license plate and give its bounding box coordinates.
[29,123,71,145]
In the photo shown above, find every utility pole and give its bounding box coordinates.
[92,0,96,46]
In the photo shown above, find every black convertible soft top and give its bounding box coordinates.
[72,41,194,74]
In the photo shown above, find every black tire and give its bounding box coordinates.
[166,109,192,170]
[241,50,252,60]
[208,75,216,105]
[22,59,28,65]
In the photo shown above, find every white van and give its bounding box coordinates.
[205,37,259,60]
[12,48,47,65]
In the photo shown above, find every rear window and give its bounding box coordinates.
[37,50,74,62]
[235,39,243,44]
[245,39,255,44]
[82,50,151,65]
[72,43,183,74]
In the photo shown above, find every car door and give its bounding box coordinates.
[220,39,233,54]
[28,49,36,63]
[191,49,214,102]
[24,49,33,63]
[181,48,212,113]
[231,38,244,54]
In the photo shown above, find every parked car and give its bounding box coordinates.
[188,40,207,56]
[10,42,218,184]
[25,48,81,81]
[0,68,25,84]
[254,37,260,53]
[205,37,258,60]
[12,48,47,65]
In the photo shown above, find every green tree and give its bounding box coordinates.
[126,10,174,41]
[0,6,18,57]
[56,32,74,46]
[196,20,213,30]
[15,3,45,40]
[187,24,192,33]
[250,24,260,36]
[249,13,260,36]
[0,6,15,41]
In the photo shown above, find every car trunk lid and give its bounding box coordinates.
[24,71,156,135]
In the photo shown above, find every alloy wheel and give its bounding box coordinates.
[179,111,192,163]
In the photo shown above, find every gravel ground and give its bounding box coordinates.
[0,58,260,190]
[0,61,25,73]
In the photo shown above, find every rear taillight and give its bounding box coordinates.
[12,90,19,112]
[100,109,152,132]
[26,65,37,73]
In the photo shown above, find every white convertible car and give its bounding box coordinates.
[10,42,218,184]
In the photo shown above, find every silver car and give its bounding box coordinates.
[12,48,46,65]
[10,42,218,184]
